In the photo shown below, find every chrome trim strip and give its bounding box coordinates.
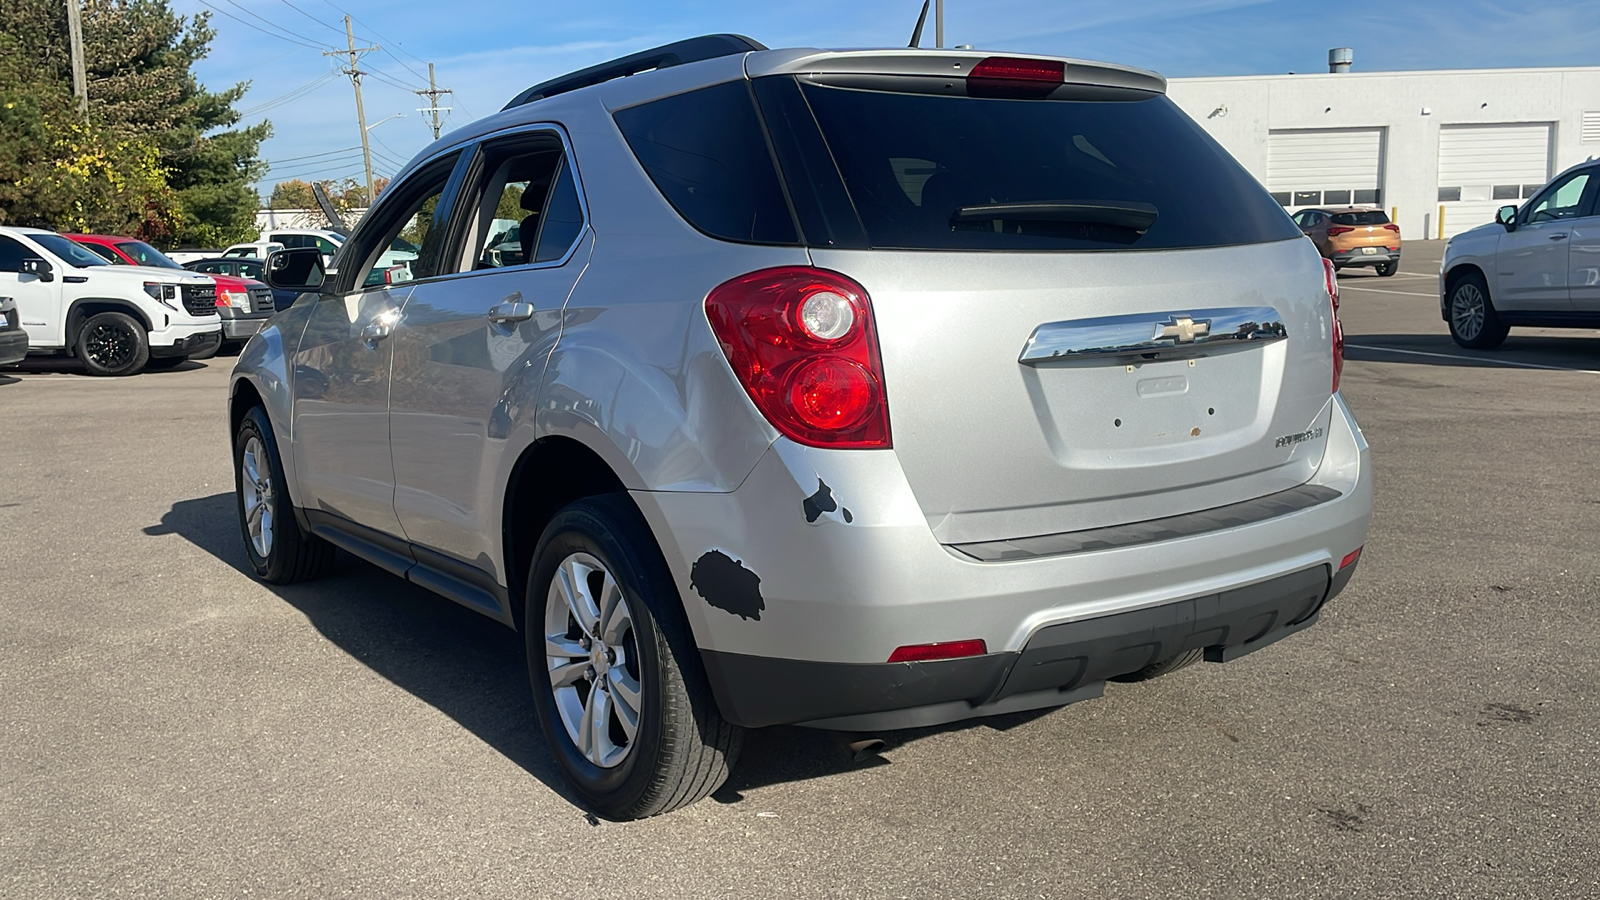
[1019,306,1286,364]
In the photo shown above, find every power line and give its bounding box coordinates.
[274,0,346,37]
[238,70,340,117]
[265,145,363,165]
[194,0,328,51]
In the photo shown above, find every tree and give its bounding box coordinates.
[268,179,317,210]
[0,0,267,246]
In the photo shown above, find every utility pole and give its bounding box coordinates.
[64,0,88,118]
[413,63,453,141]
[935,0,944,48]
[325,16,379,203]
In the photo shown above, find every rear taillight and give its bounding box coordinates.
[1382,223,1400,233]
[967,56,1064,98]
[1323,257,1344,393]
[705,267,891,449]
[1326,225,1354,236]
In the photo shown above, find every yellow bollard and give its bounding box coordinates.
[1437,205,1446,241]
[1391,206,1398,225]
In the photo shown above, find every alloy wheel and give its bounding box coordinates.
[1451,284,1486,341]
[84,323,135,370]
[544,552,643,768]
[240,436,275,558]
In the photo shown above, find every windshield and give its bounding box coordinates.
[32,234,110,267]
[115,240,183,268]
[791,81,1301,251]
[1330,211,1390,226]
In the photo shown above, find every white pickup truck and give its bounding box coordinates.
[0,226,222,375]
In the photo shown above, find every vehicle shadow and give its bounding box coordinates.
[148,492,1064,815]
[0,372,19,386]
[9,358,212,376]
[1344,332,1600,370]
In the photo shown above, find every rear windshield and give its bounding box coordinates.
[1329,211,1390,226]
[791,81,1300,252]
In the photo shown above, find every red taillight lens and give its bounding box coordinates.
[888,639,987,663]
[969,57,1065,82]
[1339,547,1362,569]
[1382,223,1400,233]
[705,267,890,449]
[1326,225,1354,236]
[1323,257,1344,393]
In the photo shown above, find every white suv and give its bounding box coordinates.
[0,226,222,375]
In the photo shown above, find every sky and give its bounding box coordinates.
[169,0,1600,196]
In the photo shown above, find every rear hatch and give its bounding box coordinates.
[1328,210,1399,253]
[749,53,1337,544]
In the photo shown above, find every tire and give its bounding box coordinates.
[1376,261,1398,277]
[1109,648,1205,683]
[526,494,742,820]
[233,406,334,583]
[1446,272,1509,349]
[76,311,149,376]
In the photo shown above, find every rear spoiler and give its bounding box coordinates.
[746,49,1166,94]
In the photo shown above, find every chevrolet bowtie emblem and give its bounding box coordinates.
[1155,316,1211,344]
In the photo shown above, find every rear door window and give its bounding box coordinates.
[614,80,797,245]
[781,79,1301,251]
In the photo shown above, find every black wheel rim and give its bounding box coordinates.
[84,323,135,369]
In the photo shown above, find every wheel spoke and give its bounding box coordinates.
[588,684,616,763]
[548,658,588,690]
[555,559,599,637]
[608,670,641,740]
[598,576,629,644]
[576,681,600,759]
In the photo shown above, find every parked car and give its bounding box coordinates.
[183,257,299,310]
[259,226,422,277]
[68,234,276,355]
[0,296,27,366]
[1292,207,1402,276]
[165,248,224,265]
[1441,161,1600,348]
[0,226,220,374]
[230,36,1371,819]
[221,241,286,261]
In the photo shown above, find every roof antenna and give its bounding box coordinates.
[909,0,930,48]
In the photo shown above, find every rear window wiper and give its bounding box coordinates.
[952,201,1159,234]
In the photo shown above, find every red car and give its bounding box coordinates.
[66,234,277,354]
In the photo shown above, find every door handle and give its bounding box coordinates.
[1550,233,1569,241]
[488,298,534,325]
[359,316,395,348]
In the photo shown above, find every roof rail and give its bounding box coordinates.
[501,34,767,111]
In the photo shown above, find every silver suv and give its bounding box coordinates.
[231,36,1372,819]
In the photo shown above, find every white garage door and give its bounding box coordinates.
[1267,129,1385,211]
[1437,123,1551,238]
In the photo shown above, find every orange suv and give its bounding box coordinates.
[1292,207,1401,277]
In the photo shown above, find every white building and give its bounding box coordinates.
[1167,61,1600,239]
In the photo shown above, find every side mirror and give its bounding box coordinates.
[20,258,54,282]
[1496,205,1519,231]
[264,247,326,293]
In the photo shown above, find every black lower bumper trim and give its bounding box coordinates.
[0,330,28,366]
[149,329,222,358]
[701,564,1341,731]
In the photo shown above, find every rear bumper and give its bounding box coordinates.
[632,394,1371,730]
[704,559,1358,730]
[1331,247,1400,267]
[0,328,28,366]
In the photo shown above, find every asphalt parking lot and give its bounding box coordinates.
[3,239,1598,899]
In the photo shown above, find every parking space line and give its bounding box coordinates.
[1346,343,1600,374]
[1340,286,1439,298]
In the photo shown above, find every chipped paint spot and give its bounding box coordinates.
[690,551,765,621]
[1191,427,1201,437]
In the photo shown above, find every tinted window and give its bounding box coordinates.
[614,80,797,245]
[31,234,109,266]
[115,241,182,268]
[459,140,565,270]
[536,162,584,263]
[0,236,28,272]
[78,242,121,263]
[793,82,1301,251]
[1330,211,1389,226]
[237,260,263,279]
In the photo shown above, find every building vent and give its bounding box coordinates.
[1584,111,1600,143]
[1329,48,1353,74]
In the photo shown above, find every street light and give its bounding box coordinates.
[360,114,404,201]
[365,113,404,132]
